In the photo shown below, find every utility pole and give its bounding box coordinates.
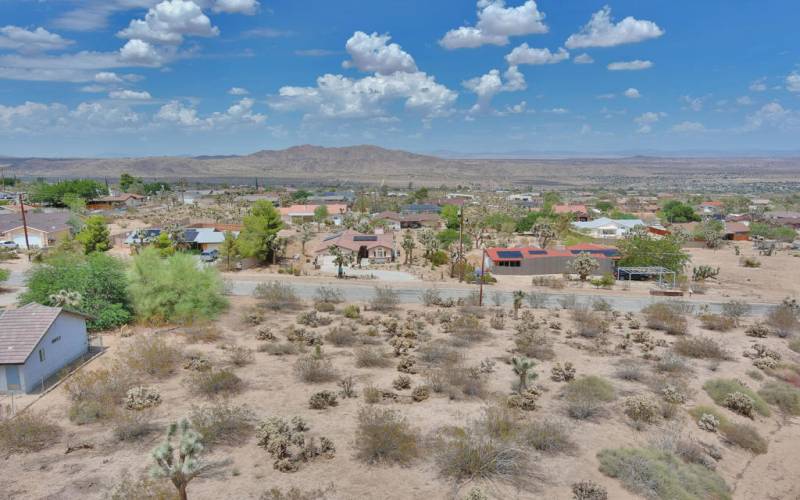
[478,247,486,307]
[19,193,31,260]
[458,206,465,282]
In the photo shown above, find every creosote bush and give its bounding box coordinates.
[189,402,254,447]
[254,281,303,311]
[119,335,182,378]
[355,406,419,465]
[564,376,615,420]
[0,411,62,453]
[522,419,576,454]
[642,303,688,335]
[673,337,730,360]
[294,355,338,383]
[370,286,399,311]
[758,381,800,415]
[703,379,770,417]
[354,347,392,368]
[188,369,243,397]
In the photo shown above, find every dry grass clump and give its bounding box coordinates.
[354,406,419,465]
[514,330,555,361]
[571,307,609,338]
[444,314,490,347]
[254,281,303,311]
[758,381,800,415]
[260,341,301,356]
[370,286,399,311]
[703,379,770,417]
[615,360,646,382]
[673,337,730,360]
[354,346,393,368]
[181,324,223,343]
[294,355,338,383]
[189,401,254,447]
[597,447,731,500]
[324,325,360,347]
[688,406,768,454]
[416,340,462,366]
[425,360,486,400]
[260,485,336,500]
[226,345,255,366]
[0,411,62,453]
[655,353,690,374]
[563,376,615,420]
[698,314,736,332]
[119,335,182,378]
[188,369,243,397]
[521,419,576,454]
[642,303,688,335]
[109,474,176,500]
[112,410,157,442]
[64,364,138,424]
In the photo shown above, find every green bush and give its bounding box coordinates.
[20,251,132,330]
[703,379,770,417]
[642,303,688,335]
[129,249,228,325]
[673,337,729,360]
[758,381,800,415]
[188,369,243,397]
[718,422,767,454]
[355,406,419,464]
[564,376,615,420]
[597,447,731,500]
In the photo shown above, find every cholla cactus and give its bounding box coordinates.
[724,391,755,418]
[623,395,660,424]
[698,413,720,432]
[49,289,82,308]
[551,362,576,382]
[507,387,541,411]
[125,386,161,410]
[572,481,608,500]
[150,419,206,500]
[411,385,430,402]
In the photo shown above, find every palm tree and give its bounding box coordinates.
[511,356,537,392]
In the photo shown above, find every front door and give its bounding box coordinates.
[5,366,20,391]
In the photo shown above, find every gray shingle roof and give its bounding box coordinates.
[0,304,84,364]
[0,211,71,234]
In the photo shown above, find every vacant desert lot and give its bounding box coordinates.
[1,292,799,500]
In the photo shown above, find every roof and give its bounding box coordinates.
[724,221,750,234]
[553,204,588,215]
[0,304,87,364]
[279,204,348,217]
[374,211,440,223]
[486,244,620,262]
[401,203,440,214]
[315,229,394,254]
[90,193,144,203]
[0,211,71,234]
[700,201,723,207]
[573,217,644,230]
[184,227,232,244]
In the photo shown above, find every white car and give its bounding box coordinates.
[0,240,18,250]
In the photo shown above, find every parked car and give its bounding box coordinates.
[200,249,219,262]
[0,240,18,250]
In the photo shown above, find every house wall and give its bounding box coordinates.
[489,256,615,276]
[3,227,48,248]
[18,313,88,393]
[0,366,6,391]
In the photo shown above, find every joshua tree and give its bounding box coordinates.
[532,222,556,249]
[511,356,537,392]
[512,290,526,319]
[330,246,351,278]
[401,230,415,266]
[300,224,314,255]
[570,252,599,281]
[151,419,208,500]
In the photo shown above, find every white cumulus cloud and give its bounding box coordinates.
[608,60,653,71]
[440,0,548,49]
[565,6,664,49]
[671,121,706,133]
[573,53,594,64]
[343,31,417,75]
[118,0,219,44]
[623,88,641,99]
[213,0,259,15]
[786,72,800,93]
[0,26,73,53]
[228,87,249,95]
[109,90,152,100]
[463,66,526,114]
[505,44,568,66]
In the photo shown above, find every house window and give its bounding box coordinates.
[375,248,384,258]
[39,349,46,362]
[498,260,521,267]
[51,336,61,344]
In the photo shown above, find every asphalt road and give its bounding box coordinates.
[226,277,776,316]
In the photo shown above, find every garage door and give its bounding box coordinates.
[13,234,43,248]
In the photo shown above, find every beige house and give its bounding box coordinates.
[0,212,71,249]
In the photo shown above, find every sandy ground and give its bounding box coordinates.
[0,295,798,500]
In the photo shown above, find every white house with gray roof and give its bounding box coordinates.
[0,304,89,393]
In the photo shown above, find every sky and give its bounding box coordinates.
[0,0,798,157]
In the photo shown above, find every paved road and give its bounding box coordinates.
[227,277,776,315]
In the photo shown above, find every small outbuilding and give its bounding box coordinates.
[0,304,90,393]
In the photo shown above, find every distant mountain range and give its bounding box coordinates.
[2,145,799,187]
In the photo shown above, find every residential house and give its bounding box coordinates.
[723,221,750,241]
[698,201,724,219]
[0,211,71,249]
[374,211,443,230]
[278,204,348,226]
[306,191,356,204]
[183,227,237,252]
[485,243,619,276]
[401,203,441,214]
[314,230,396,264]
[0,304,90,393]
[87,193,145,211]
[552,204,590,221]
[572,217,645,239]
[765,211,800,229]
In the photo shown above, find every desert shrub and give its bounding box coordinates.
[433,427,535,489]
[719,422,767,454]
[314,286,343,305]
[623,395,660,425]
[354,346,392,368]
[226,345,255,367]
[0,411,61,453]
[721,300,750,324]
[343,304,360,319]
[260,341,301,356]
[363,385,382,404]
[571,307,608,338]
[572,481,608,500]
[417,341,462,366]
[181,324,223,343]
[256,416,335,472]
[655,353,690,374]
[124,386,161,410]
[325,325,360,347]
[673,337,729,360]
[564,376,615,420]
[597,447,731,500]
[421,287,443,307]
[698,413,721,433]
[433,361,486,399]
[109,474,176,500]
[745,323,771,338]
[521,419,576,454]
[260,485,336,500]
[129,249,228,324]
[355,406,419,464]
[370,286,399,311]
[766,300,800,337]
[740,256,761,268]
[112,409,157,442]
[188,369,243,397]
[514,331,555,361]
[642,303,688,335]
[254,281,302,311]
[294,355,338,383]
[445,314,490,347]
[297,310,333,328]
[703,379,770,417]
[392,374,412,390]
[309,391,339,410]
[412,385,430,402]
[698,314,736,332]
[119,335,182,378]
[527,291,547,309]
[615,360,646,382]
[758,381,800,415]
[189,402,254,447]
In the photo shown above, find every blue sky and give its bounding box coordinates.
[0,0,798,157]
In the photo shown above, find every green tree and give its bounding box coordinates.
[515,210,547,233]
[119,173,136,192]
[238,201,284,264]
[76,215,112,254]
[0,267,9,287]
[151,419,211,500]
[153,232,176,258]
[20,251,132,330]
[219,231,239,271]
[129,248,228,324]
[291,189,311,201]
[440,204,461,230]
[29,179,106,207]
[542,191,562,210]
[618,229,690,273]
[595,200,614,212]
[313,205,329,230]
[436,228,471,250]
[570,252,599,281]
[661,200,700,223]
[401,230,415,265]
